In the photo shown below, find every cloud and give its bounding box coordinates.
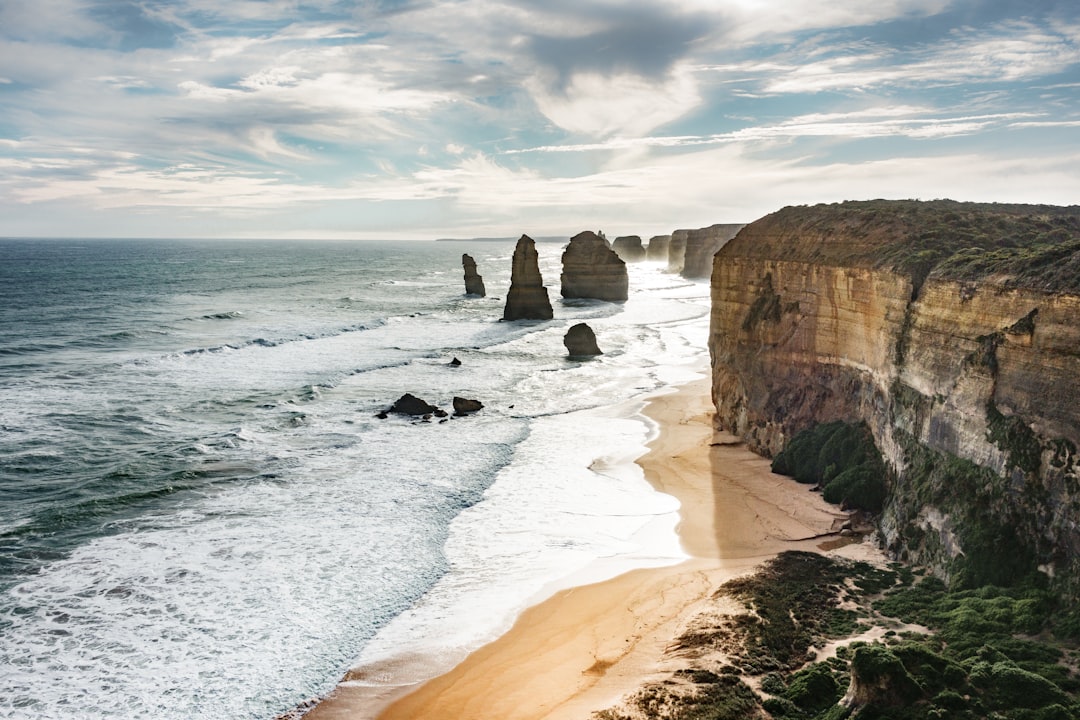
[526,65,700,137]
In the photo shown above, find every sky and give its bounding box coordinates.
[1,0,1078,240]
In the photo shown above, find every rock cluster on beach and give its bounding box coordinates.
[503,234,554,320]
[462,253,486,296]
[563,323,602,356]
[560,231,628,302]
[378,392,483,420]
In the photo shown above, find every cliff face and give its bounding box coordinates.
[709,201,1080,591]
[503,234,553,320]
[561,231,628,302]
[681,223,744,279]
[667,230,690,274]
[612,235,646,262]
[646,235,670,261]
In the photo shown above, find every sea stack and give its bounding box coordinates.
[560,231,628,302]
[681,223,744,279]
[502,234,553,320]
[646,234,671,261]
[667,230,690,274]
[612,235,646,262]
[563,323,602,356]
[462,254,486,296]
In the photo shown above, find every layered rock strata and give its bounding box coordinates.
[667,230,690,274]
[646,235,671,261]
[462,253,486,296]
[503,235,554,320]
[563,323,602,356]
[681,223,744,279]
[612,235,646,262]
[709,200,1080,592]
[560,231,628,302]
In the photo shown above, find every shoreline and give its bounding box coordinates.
[306,375,876,720]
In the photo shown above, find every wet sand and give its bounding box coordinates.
[308,377,856,720]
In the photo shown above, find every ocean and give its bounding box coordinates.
[0,238,710,719]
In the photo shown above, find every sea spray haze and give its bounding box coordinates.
[0,238,708,719]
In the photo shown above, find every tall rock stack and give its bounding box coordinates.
[462,253,486,296]
[646,235,671,261]
[612,235,646,262]
[667,229,690,274]
[681,223,744,279]
[560,231,629,302]
[502,235,554,320]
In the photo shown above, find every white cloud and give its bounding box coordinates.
[527,66,700,137]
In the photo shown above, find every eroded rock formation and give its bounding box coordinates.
[646,235,671,261]
[612,235,646,262]
[709,200,1080,593]
[681,223,744,279]
[667,229,690,274]
[462,253,486,296]
[503,234,553,320]
[563,323,602,356]
[560,231,628,302]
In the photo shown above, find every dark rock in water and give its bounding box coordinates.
[503,234,554,320]
[560,231,628,302]
[453,397,484,415]
[449,357,462,366]
[564,322,602,356]
[612,235,646,262]
[388,393,439,416]
[433,408,448,418]
[646,234,671,261]
[462,253,486,296]
[376,411,389,419]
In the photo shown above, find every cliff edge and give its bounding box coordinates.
[709,200,1080,592]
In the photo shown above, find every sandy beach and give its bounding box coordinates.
[306,376,866,720]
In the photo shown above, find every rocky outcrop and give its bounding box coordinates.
[709,200,1080,594]
[382,393,447,418]
[612,235,646,262]
[452,397,483,415]
[681,223,743,279]
[503,234,554,320]
[646,235,671,261]
[560,231,628,302]
[667,229,690,274]
[462,253,486,296]
[563,323,602,356]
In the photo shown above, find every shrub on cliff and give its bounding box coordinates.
[771,422,888,513]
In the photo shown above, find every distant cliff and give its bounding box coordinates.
[709,200,1080,592]
[681,223,744,278]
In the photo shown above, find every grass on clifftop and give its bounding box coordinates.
[732,200,1080,294]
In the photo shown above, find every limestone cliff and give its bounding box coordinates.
[646,235,670,261]
[503,234,553,320]
[612,235,646,262]
[681,223,744,279]
[667,230,690,274]
[709,200,1080,592]
[560,231,628,302]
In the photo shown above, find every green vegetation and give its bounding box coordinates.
[771,421,889,513]
[742,200,1080,293]
[598,554,1080,720]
